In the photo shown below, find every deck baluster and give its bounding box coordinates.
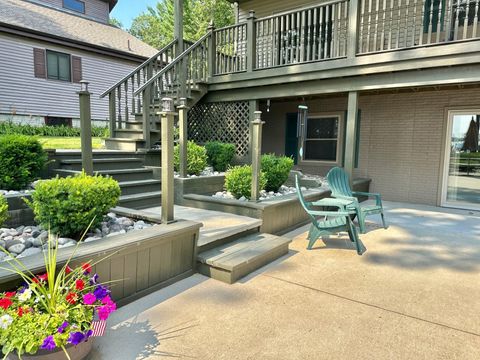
[474,0,480,38]
[454,0,460,40]
[464,0,471,39]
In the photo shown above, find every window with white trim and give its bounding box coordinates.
[303,115,342,162]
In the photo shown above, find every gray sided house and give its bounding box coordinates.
[89,0,480,212]
[0,0,157,126]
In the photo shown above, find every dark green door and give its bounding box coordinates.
[285,113,299,165]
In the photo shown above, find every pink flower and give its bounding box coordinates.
[96,295,116,320]
[82,293,96,305]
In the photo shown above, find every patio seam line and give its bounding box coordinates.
[262,274,480,338]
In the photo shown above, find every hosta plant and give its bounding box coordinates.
[0,234,116,359]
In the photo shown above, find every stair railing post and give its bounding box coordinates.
[177,98,189,178]
[246,11,257,72]
[347,0,360,59]
[207,21,216,79]
[160,97,176,223]
[108,90,116,140]
[142,87,151,149]
[251,110,264,201]
[78,80,93,175]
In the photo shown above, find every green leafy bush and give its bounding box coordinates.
[0,121,109,137]
[174,141,208,176]
[27,173,121,238]
[205,142,236,172]
[261,154,294,192]
[224,165,267,200]
[0,195,8,226]
[0,135,47,190]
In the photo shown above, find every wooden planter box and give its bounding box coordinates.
[0,221,201,306]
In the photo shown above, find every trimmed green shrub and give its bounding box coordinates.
[261,154,294,192]
[205,142,236,172]
[0,195,8,226]
[0,121,109,138]
[27,173,121,238]
[224,165,267,200]
[0,135,47,190]
[174,141,208,176]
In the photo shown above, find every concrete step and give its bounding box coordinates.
[118,179,161,195]
[105,138,145,151]
[53,168,154,182]
[59,158,144,171]
[119,191,162,209]
[53,150,141,161]
[114,129,160,140]
[197,233,291,284]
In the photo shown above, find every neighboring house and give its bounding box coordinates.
[102,0,480,211]
[0,0,157,126]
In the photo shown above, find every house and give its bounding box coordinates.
[102,0,480,211]
[0,0,157,127]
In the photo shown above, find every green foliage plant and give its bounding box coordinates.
[0,135,47,190]
[224,165,267,200]
[174,141,208,176]
[261,154,294,192]
[26,172,121,238]
[0,234,116,358]
[0,122,109,138]
[205,141,236,172]
[0,195,8,226]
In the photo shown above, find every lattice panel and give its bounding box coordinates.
[188,101,250,157]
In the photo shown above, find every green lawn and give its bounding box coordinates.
[39,137,105,150]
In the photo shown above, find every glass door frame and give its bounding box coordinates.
[441,109,480,211]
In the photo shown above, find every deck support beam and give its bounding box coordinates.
[174,0,186,97]
[344,91,359,186]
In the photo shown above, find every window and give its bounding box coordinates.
[63,0,85,13]
[45,117,72,127]
[303,116,341,162]
[46,51,71,81]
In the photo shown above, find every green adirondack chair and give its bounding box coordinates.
[326,167,387,234]
[295,176,366,255]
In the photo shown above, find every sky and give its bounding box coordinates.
[111,0,159,29]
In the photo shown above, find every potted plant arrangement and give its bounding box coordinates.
[0,235,116,360]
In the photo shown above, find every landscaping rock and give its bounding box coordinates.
[32,238,44,247]
[38,231,48,242]
[17,247,41,258]
[8,243,26,255]
[31,229,41,238]
[84,236,101,243]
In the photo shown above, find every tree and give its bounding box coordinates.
[109,17,124,29]
[129,0,235,49]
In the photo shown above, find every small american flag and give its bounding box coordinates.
[91,320,107,337]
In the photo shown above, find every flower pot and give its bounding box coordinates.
[8,338,94,360]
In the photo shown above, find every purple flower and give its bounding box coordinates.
[57,321,69,334]
[85,330,93,339]
[93,285,109,300]
[83,293,96,305]
[89,274,99,285]
[68,332,85,345]
[40,336,56,351]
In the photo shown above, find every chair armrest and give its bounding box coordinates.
[352,191,383,207]
[308,210,352,217]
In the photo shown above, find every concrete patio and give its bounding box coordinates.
[88,201,480,359]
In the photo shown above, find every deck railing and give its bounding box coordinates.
[254,0,350,69]
[214,23,248,74]
[358,0,480,54]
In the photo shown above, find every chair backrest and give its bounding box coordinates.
[326,167,353,198]
[295,175,317,223]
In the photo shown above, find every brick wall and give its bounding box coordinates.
[261,87,480,206]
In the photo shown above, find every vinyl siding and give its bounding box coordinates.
[237,0,323,22]
[0,33,139,121]
[260,87,480,206]
[31,0,109,23]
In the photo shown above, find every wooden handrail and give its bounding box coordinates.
[134,31,212,97]
[254,0,347,22]
[100,39,177,98]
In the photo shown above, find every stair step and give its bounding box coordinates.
[118,179,161,195]
[105,138,145,151]
[197,233,291,284]
[59,158,144,171]
[53,168,154,182]
[119,191,162,210]
[114,129,160,140]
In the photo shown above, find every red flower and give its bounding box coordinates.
[81,263,92,274]
[31,277,39,284]
[75,279,85,291]
[17,307,29,317]
[4,292,16,298]
[65,266,73,274]
[65,292,78,305]
[37,273,48,282]
[0,298,13,310]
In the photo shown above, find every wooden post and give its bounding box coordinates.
[142,63,153,148]
[347,0,360,59]
[251,111,264,201]
[160,98,176,223]
[246,11,257,72]
[248,100,259,162]
[78,80,93,175]
[344,91,358,186]
[207,21,216,79]
[177,98,189,178]
[174,0,186,97]
[108,90,116,139]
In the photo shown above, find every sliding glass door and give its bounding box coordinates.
[442,111,480,210]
